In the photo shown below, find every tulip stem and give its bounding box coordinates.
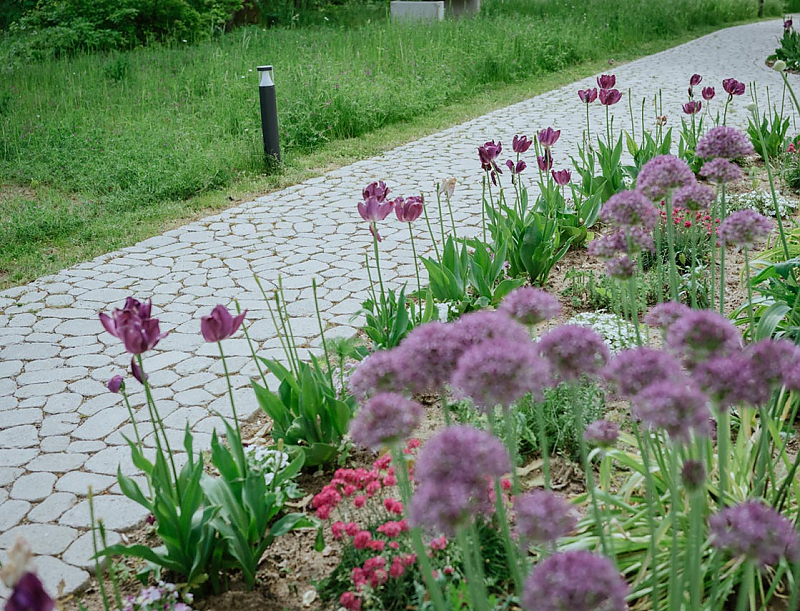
[372,234,386,308]
[217,342,241,437]
[120,389,143,453]
[408,224,422,321]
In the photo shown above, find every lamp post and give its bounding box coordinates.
[258,65,281,162]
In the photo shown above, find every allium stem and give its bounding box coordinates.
[665,190,679,302]
[137,355,180,492]
[735,560,755,611]
[88,489,111,611]
[456,526,491,611]
[632,423,662,611]
[667,448,681,611]
[688,453,706,609]
[390,445,449,611]
[534,404,551,490]
[743,247,757,339]
[719,185,727,314]
[491,475,524,594]
[654,212,666,304]
[710,186,718,310]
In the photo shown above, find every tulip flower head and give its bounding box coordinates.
[722,78,745,98]
[597,74,616,89]
[599,88,622,106]
[394,195,424,223]
[358,195,394,241]
[99,297,167,355]
[702,86,716,101]
[682,101,702,115]
[578,87,598,104]
[512,134,533,153]
[551,169,571,186]
[201,304,247,343]
[538,127,561,149]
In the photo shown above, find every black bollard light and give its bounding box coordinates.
[258,65,281,163]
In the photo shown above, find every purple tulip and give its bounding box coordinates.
[478,140,502,171]
[99,298,166,355]
[785,18,793,32]
[107,375,124,393]
[505,159,527,175]
[362,180,390,203]
[578,87,598,104]
[597,74,616,89]
[537,151,553,172]
[6,572,54,611]
[394,195,424,223]
[551,169,571,186]
[683,101,702,115]
[201,304,247,343]
[702,86,716,101]
[358,195,395,241]
[538,127,561,149]
[599,88,622,106]
[512,134,533,153]
[130,357,147,385]
[99,297,152,338]
[690,74,703,87]
[722,78,745,97]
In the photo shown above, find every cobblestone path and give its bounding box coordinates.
[0,19,794,599]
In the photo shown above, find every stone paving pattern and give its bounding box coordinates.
[0,19,796,599]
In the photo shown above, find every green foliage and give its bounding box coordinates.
[624,127,673,182]
[572,135,626,204]
[771,24,800,69]
[735,257,800,341]
[747,109,790,161]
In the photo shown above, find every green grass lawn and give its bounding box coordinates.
[0,0,782,289]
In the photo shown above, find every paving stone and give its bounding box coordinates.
[0,408,43,428]
[0,467,23,487]
[62,529,122,572]
[43,392,83,414]
[10,472,57,501]
[0,425,39,448]
[0,499,31,530]
[27,453,88,473]
[56,472,116,496]
[28,492,78,522]
[0,449,38,467]
[60,496,150,531]
[0,524,78,554]
[41,435,70,453]
[30,555,90,597]
[72,407,130,440]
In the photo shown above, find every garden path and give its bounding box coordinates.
[0,18,795,600]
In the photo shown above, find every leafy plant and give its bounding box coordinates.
[360,286,420,350]
[733,257,800,341]
[421,235,471,308]
[747,109,790,161]
[572,135,626,204]
[770,24,800,69]
[466,238,526,309]
[624,127,673,181]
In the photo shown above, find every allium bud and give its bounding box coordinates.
[584,419,620,449]
[681,460,706,491]
[774,59,788,72]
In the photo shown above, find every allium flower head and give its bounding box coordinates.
[453,310,528,348]
[695,126,754,160]
[666,309,741,364]
[6,572,54,611]
[522,551,628,611]
[363,181,390,203]
[396,321,468,393]
[348,349,408,400]
[605,256,636,280]
[673,182,714,211]
[513,134,533,153]
[636,155,694,201]
[514,490,577,546]
[600,190,659,229]
[644,301,690,329]
[692,353,765,409]
[393,195,424,223]
[537,325,610,381]
[683,101,702,115]
[551,169,571,186]
[578,88,598,104]
[584,420,620,448]
[349,392,424,451]
[599,88,622,106]
[702,86,716,101]
[603,347,683,399]
[709,500,799,567]
[201,304,246,343]
[411,426,509,533]
[700,158,742,184]
[681,460,706,492]
[745,339,800,389]
[588,228,654,260]
[722,78,746,97]
[451,338,551,410]
[718,210,772,249]
[538,127,561,149]
[597,74,616,89]
[632,381,711,440]
[498,287,560,326]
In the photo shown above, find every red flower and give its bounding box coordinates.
[354,531,373,549]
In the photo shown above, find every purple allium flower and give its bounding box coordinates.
[597,74,616,89]
[451,338,551,410]
[522,551,628,611]
[718,210,773,249]
[636,155,694,201]
[599,88,622,106]
[348,349,407,400]
[692,353,765,409]
[673,182,715,211]
[578,88,598,104]
[605,256,636,280]
[745,339,800,389]
[681,460,706,492]
[506,159,527,175]
[709,500,799,567]
[394,195,424,223]
[588,229,654,260]
[644,301,691,329]
[99,298,167,355]
[722,78,746,97]
[682,101,702,115]
[537,325,610,382]
[411,426,509,533]
[699,158,742,184]
[666,309,742,365]
[695,126,754,160]
[454,310,528,348]
[632,381,711,440]
[537,151,553,171]
[538,127,561,149]
[348,392,424,451]
[513,134,533,153]
[690,74,703,87]
[200,304,246,343]
[702,86,716,101]
[600,190,659,229]
[515,490,577,546]
[584,419,620,448]
[363,180,390,203]
[6,572,54,611]
[551,168,571,185]
[478,140,503,171]
[396,322,468,393]
[107,375,124,394]
[603,347,684,399]
[498,286,561,326]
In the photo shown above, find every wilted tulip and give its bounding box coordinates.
[505,159,527,175]
[201,304,247,343]
[363,180,390,203]
[6,572,54,611]
[478,140,502,171]
[512,134,533,153]
[551,169,571,186]
[538,127,561,149]
[722,78,745,97]
[597,74,616,89]
[394,196,424,223]
[437,178,456,199]
[130,357,148,385]
[599,88,622,106]
[537,151,553,172]
[785,18,793,32]
[578,88,598,103]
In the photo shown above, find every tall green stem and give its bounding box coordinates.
[743,247,757,339]
[665,190,679,301]
[456,526,490,611]
[372,233,386,307]
[217,343,240,436]
[719,184,727,314]
[408,224,422,319]
[137,355,180,492]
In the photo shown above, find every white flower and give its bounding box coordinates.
[566,312,638,354]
